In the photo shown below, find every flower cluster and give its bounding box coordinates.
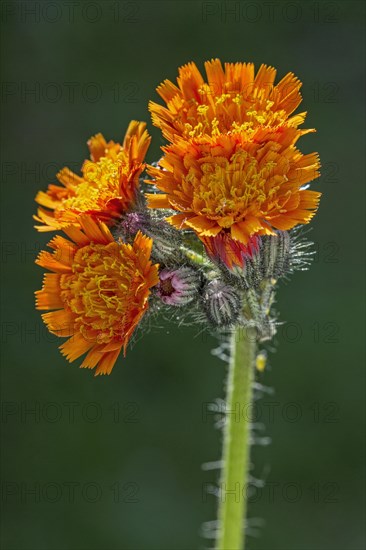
[147,60,320,268]
[34,59,320,375]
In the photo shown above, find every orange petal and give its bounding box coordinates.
[79,216,112,244]
[205,59,225,95]
[36,251,72,273]
[42,309,75,335]
[185,216,221,236]
[87,133,108,162]
[80,345,105,370]
[254,64,277,94]
[166,212,193,229]
[146,193,171,209]
[231,223,250,245]
[94,348,122,376]
[60,333,95,362]
[156,79,180,102]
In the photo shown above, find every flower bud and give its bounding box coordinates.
[239,231,292,287]
[119,212,145,237]
[261,231,290,279]
[148,221,182,260]
[201,280,240,328]
[116,210,182,261]
[156,266,200,306]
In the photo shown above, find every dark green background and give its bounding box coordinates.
[1,1,365,549]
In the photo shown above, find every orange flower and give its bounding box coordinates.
[149,59,308,142]
[35,216,159,375]
[35,121,151,231]
[147,127,321,267]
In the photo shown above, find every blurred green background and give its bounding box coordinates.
[1,1,365,549]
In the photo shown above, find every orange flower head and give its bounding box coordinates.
[35,121,151,231]
[35,216,159,375]
[147,127,321,268]
[149,59,308,142]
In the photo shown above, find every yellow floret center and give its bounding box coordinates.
[61,152,129,212]
[190,150,284,224]
[59,243,143,344]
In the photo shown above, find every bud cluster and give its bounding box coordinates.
[114,197,313,339]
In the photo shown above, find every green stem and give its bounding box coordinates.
[181,245,211,267]
[216,326,256,550]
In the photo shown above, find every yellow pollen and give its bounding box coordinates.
[215,93,231,105]
[61,152,129,212]
[197,105,209,116]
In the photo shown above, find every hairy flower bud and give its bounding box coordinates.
[116,210,148,238]
[156,266,200,306]
[115,209,183,261]
[261,231,291,279]
[238,231,293,288]
[201,280,241,328]
[148,221,183,261]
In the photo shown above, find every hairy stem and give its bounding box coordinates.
[216,326,256,550]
